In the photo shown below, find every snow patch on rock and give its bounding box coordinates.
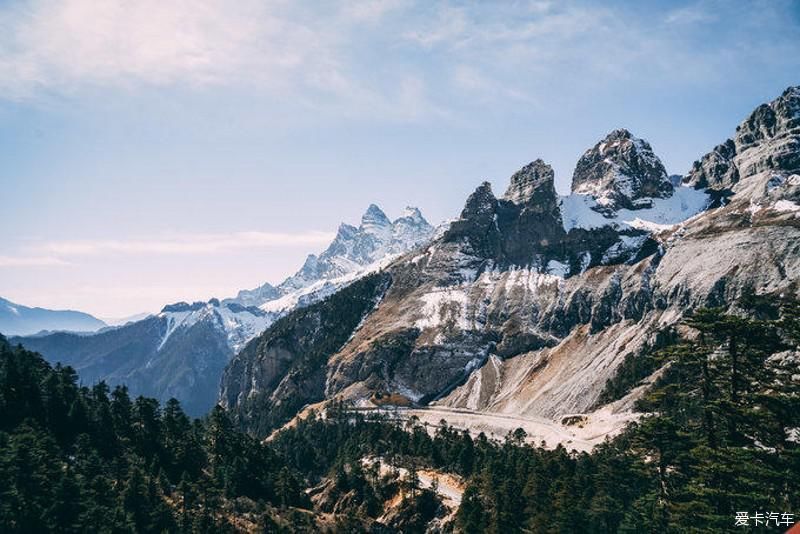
[561,186,710,232]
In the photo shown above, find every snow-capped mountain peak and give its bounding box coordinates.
[572,128,673,211]
[158,299,271,353]
[360,203,392,232]
[228,204,435,312]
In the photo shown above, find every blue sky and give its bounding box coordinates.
[1,0,799,317]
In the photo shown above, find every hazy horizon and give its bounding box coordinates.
[2,0,800,316]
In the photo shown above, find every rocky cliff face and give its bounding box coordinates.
[684,86,800,192]
[221,87,800,439]
[234,204,434,303]
[572,129,673,211]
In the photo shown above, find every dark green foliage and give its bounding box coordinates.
[11,314,234,417]
[228,272,391,435]
[0,335,304,533]
[596,327,679,406]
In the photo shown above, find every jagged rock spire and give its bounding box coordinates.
[361,203,391,228]
[572,128,672,210]
[504,159,557,206]
[682,139,739,190]
[444,182,502,258]
[685,85,800,191]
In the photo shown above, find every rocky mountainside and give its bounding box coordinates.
[228,204,433,309]
[14,205,434,417]
[0,296,107,336]
[12,299,270,416]
[572,128,673,211]
[222,87,800,444]
[684,86,800,197]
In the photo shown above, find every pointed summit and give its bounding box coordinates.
[361,204,391,228]
[503,159,559,215]
[571,128,672,210]
[461,182,498,220]
[392,206,433,252]
[683,139,739,190]
[504,159,555,202]
[397,206,425,223]
[733,85,800,179]
[444,182,502,257]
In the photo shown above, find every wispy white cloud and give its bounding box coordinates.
[338,0,410,24]
[402,4,469,48]
[0,0,280,93]
[452,64,538,105]
[665,2,716,25]
[0,255,70,267]
[0,0,798,118]
[34,230,337,257]
[0,0,447,121]
[0,230,335,268]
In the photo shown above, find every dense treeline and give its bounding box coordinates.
[1,298,799,532]
[269,300,800,532]
[0,336,309,532]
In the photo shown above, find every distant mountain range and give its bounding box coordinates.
[0,297,106,336]
[12,205,434,416]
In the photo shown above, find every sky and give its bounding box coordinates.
[1,0,799,318]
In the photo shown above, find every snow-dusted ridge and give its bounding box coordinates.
[230,204,435,324]
[561,184,710,232]
[158,299,272,352]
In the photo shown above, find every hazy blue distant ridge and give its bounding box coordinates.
[0,296,106,336]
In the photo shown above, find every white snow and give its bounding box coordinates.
[158,302,271,352]
[414,267,562,333]
[214,305,271,352]
[158,309,202,350]
[601,235,648,264]
[560,186,710,232]
[773,199,800,213]
[261,253,397,315]
[546,259,569,278]
[416,288,470,330]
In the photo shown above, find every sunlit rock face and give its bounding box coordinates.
[572,128,673,211]
[222,88,800,439]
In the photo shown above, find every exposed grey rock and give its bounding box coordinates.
[683,138,739,191]
[571,128,673,211]
[503,159,558,210]
[734,86,800,179]
[685,85,800,193]
[229,282,280,308]
[221,87,800,437]
[443,181,502,259]
[444,162,568,266]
